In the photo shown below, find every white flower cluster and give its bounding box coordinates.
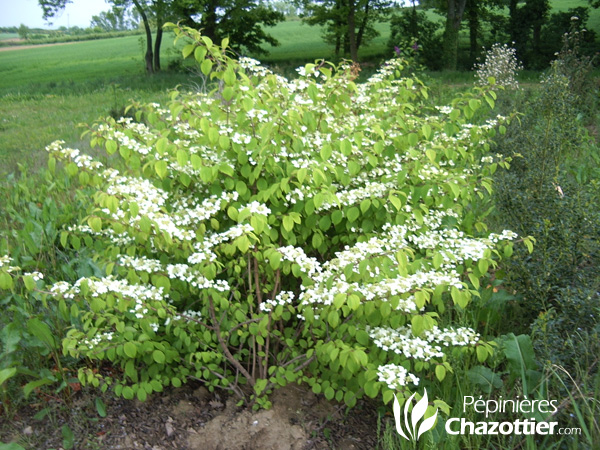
[474,43,523,90]
[45,141,103,170]
[259,291,295,312]
[277,246,322,279]
[24,271,44,281]
[165,309,202,327]
[118,255,230,292]
[488,230,518,242]
[377,364,420,390]
[317,182,394,212]
[276,208,514,313]
[0,255,19,272]
[369,324,480,359]
[423,326,480,346]
[83,331,114,350]
[369,326,445,361]
[239,57,272,77]
[48,276,168,319]
[119,255,163,272]
[245,201,271,216]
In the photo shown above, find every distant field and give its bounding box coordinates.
[0,35,186,95]
[252,20,389,63]
[0,33,19,41]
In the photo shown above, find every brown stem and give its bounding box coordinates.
[208,295,255,386]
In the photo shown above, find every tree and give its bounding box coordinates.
[442,0,467,70]
[39,0,168,74]
[91,7,140,31]
[387,4,443,70]
[299,0,391,61]
[17,24,30,40]
[506,0,550,68]
[464,0,504,64]
[172,0,284,56]
[421,0,467,70]
[39,0,283,73]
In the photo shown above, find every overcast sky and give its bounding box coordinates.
[0,0,111,29]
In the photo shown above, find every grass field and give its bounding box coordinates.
[0,33,19,41]
[0,0,597,174]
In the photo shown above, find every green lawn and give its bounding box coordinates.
[0,35,186,94]
[251,20,390,63]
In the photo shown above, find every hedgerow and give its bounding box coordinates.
[0,25,530,414]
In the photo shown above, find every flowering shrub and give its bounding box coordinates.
[474,43,523,90]
[1,25,527,412]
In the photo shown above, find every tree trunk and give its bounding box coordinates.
[442,0,467,70]
[153,0,164,72]
[201,0,220,42]
[132,0,154,74]
[356,0,371,51]
[508,0,519,44]
[467,1,479,63]
[347,0,358,62]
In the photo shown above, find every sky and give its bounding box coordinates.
[0,0,111,29]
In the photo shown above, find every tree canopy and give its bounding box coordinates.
[299,0,391,61]
[38,0,284,72]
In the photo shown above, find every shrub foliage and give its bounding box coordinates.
[1,26,527,412]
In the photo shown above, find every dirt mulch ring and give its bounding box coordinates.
[1,382,380,449]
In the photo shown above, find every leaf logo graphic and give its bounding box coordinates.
[393,389,438,441]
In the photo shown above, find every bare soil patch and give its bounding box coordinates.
[0,382,379,449]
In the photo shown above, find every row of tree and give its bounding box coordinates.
[39,0,599,72]
[303,0,599,70]
[40,0,283,73]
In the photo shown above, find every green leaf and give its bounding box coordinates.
[467,366,503,394]
[348,294,360,310]
[324,386,335,400]
[95,397,107,417]
[0,272,13,290]
[23,275,35,291]
[0,367,17,386]
[333,293,346,309]
[0,443,26,450]
[155,160,168,179]
[194,46,207,62]
[435,365,446,381]
[62,424,75,450]
[282,215,294,232]
[476,345,488,362]
[124,342,137,358]
[201,59,212,76]
[137,388,148,402]
[23,378,54,398]
[504,333,537,382]
[88,216,102,233]
[320,144,332,161]
[105,140,118,154]
[346,206,359,223]
[182,44,195,59]
[153,349,166,364]
[27,318,56,349]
